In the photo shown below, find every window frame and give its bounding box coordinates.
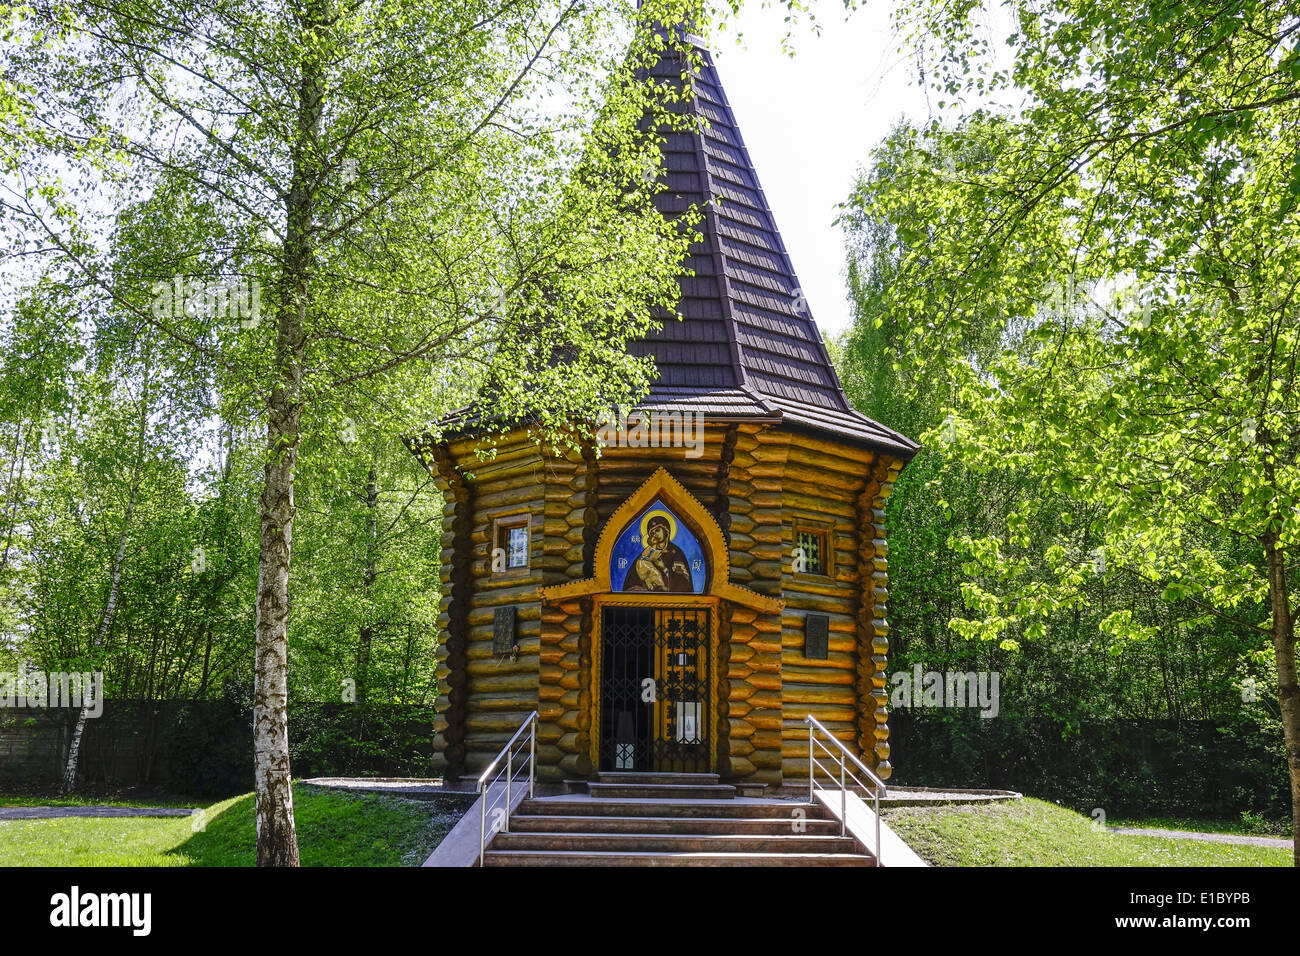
[491,511,532,579]
[792,516,834,578]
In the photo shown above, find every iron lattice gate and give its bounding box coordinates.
[599,606,711,773]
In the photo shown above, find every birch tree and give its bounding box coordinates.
[2,0,711,864]
[60,383,146,792]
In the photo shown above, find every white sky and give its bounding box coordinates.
[710,0,938,336]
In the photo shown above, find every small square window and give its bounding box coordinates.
[493,515,531,575]
[793,521,831,576]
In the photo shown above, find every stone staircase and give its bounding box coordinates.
[480,772,877,866]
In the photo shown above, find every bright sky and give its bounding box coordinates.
[709,0,935,336]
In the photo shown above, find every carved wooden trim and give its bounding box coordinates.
[539,466,783,612]
[716,599,733,777]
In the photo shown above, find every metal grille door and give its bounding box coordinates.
[599,606,711,773]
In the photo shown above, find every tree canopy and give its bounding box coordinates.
[846,0,1300,862]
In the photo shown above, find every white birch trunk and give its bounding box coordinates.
[61,406,146,793]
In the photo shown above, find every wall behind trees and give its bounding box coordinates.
[0,696,439,797]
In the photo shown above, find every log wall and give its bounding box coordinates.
[537,442,595,781]
[428,434,549,778]
[724,423,788,785]
[777,433,873,781]
[419,421,905,788]
[428,444,471,778]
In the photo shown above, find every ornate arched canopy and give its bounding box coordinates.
[540,467,783,613]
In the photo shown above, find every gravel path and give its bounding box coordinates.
[0,806,198,820]
[1109,825,1292,849]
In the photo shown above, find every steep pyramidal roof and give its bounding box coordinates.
[428,30,917,460]
[631,37,917,458]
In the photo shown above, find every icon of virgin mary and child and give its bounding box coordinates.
[623,511,693,592]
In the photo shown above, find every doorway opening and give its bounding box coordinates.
[598,605,710,773]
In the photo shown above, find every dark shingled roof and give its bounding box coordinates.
[628,38,917,459]
[429,31,917,461]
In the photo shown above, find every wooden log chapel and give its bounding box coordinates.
[408,25,918,792]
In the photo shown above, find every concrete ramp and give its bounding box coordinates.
[815,790,928,867]
[423,779,528,867]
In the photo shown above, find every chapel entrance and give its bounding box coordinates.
[598,605,711,773]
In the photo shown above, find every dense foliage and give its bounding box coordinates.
[839,0,1299,849]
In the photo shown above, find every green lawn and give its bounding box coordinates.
[0,785,452,866]
[882,798,1293,866]
[6,787,1289,867]
[1108,814,1292,838]
[0,793,201,809]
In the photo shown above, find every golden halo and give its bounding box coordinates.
[638,507,677,543]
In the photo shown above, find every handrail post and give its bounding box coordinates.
[529,712,537,799]
[504,747,513,834]
[874,785,881,864]
[839,753,847,837]
[807,723,814,804]
[479,783,486,867]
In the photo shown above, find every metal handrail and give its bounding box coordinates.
[811,738,875,793]
[805,714,886,863]
[477,710,537,866]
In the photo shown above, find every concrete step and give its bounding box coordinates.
[593,772,721,785]
[585,782,736,800]
[517,799,807,820]
[491,832,861,854]
[483,850,876,867]
[508,814,843,836]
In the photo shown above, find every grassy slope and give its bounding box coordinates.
[0,785,451,867]
[1108,815,1293,838]
[883,798,1292,867]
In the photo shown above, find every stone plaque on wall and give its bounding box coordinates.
[805,612,829,660]
[493,606,517,655]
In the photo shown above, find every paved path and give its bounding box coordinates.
[1109,825,1292,849]
[0,806,198,820]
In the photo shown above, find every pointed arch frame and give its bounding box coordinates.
[539,466,783,612]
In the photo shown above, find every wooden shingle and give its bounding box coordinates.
[631,41,917,458]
